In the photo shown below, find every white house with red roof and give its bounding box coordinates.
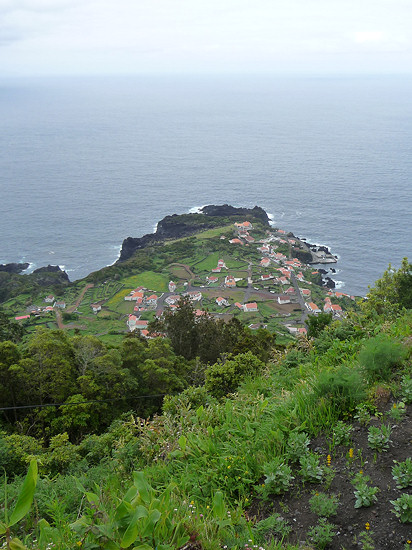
[91,303,101,314]
[217,259,227,269]
[44,295,54,303]
[125,291,144,301]
[235,302,243,309]
[15,315,30,321]
[168,281,176,292]
[285,286,296,294]
[301,288,311,297]
[216,296,230,307]
[165,295,181,305]
[225,275,236,288]
[278,296,291,305]
[306,302,321,314]
[243,302,258,312]
[185,290,202,302]
[207,275,219,283]
[260,257,271,268]
[229,238,243,245]
[146,294,158,306]
[261,273,274,281]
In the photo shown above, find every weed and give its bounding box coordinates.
[367,424,392,451]
[309,492,339,518]
[390,493,412,523]
[306,518,335,549]
[259,457,294,498]
[400,375,412,403]
[354,528,375,550]
[253,514,292,541]
[286,431,310,462]
[387,401,406,422]
[392,458,412,489]
[332,420,353,446]
[299,453,324,483]
[354,403,375,426]
[352,473,379,508]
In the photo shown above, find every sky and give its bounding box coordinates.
[1,0,412,76]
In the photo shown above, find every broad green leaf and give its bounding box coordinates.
[9,459,38,528]
[212,491,225,520]
[142,509,161,538]
[0,521,6,534]
[120,506,148,548]
[178,435,187,452]
[73,477,87,494]
[132,544,153,550]
[133,472,152,505]
[9,538,27,550]
[85,492,99,505]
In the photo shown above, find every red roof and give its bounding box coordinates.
[245,302,258,310]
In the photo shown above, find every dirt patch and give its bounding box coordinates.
[248,405,412,549]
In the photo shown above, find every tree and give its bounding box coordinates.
[362,257,412,317]
[307,312,333,338]
[151,297,199,360]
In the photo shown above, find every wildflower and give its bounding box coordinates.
[327,454,331,466]
[359,470,363,474]
[393,403,397,408]
[206,505,210,509]
[228,465,231,469]
[365,522,370,531]
[349,448,354,458]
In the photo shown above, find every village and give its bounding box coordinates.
[10,219,356,342]
[120,220,355,339]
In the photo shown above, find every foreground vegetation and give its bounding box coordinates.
[1,259,412,549]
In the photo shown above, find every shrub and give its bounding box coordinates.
[392,458,412,489]
[390,493,412,523]
[205,351,265,398]
[313,366,365,416]
[309,492,339,518]
[358,335,406,382]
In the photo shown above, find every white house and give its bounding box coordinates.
[216,296,230,307]
[91,303,101,314]
[277,296,291,305]
[168,281,176,292]
[243,302,258,312]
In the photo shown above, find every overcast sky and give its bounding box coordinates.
[1,0,412,77]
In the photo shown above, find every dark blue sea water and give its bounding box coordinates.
[1,75,411,296]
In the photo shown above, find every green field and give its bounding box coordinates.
[194,224,234,239]
[121,272,169,292]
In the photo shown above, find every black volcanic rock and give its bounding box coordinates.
[324,276,336,289]
[200,204,270,225]
[0,262,29,274]
[33,265,70,283]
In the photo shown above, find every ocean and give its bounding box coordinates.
[1,74,411,296]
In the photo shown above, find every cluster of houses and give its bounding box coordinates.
[124,287,160,313]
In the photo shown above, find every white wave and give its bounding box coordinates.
[153,222,158,233]
[59,265,66,271]
[188,205,208,214]
[106,245,122,267]
[295,210,303,217]
[48,250,55,255]
[280,212,285,218]
[22,262,36,273]
[333,280,345,289]
[267,212,276,227]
